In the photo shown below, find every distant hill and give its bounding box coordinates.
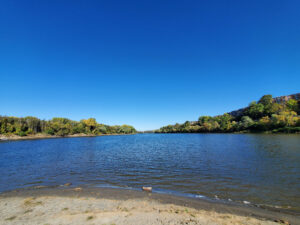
[273,93,300,103]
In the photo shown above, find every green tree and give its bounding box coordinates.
[215,113,233,131]
[271,111,298,128]
[198,116,213,124]
[286,99,299,112]
[239,116,254,130]
[247,102,264,119]
[256,116,271,131]
[25,116,41,134]
[81,118,97,133]
[258,95,273,107]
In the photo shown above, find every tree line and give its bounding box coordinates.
[156,95,300,133]
[0,117,136,136]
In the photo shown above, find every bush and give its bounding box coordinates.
[17,131,27,136]
[272,127,300,133]
[44,128,55,135]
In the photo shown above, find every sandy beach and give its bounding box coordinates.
[0,187,298,225]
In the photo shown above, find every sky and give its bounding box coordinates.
[1,0,300,131]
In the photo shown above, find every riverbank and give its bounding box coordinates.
[0,133,134,141]
[154,129,300,134]
[0,187,298,225]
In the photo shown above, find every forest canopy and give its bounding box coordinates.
[0,116,136,137]
[156,94,300,134]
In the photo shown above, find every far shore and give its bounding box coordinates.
[0,133,135,141]
[0,187,298,225]
[1,132,299,142]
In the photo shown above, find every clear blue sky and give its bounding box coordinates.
[1,0,300,131]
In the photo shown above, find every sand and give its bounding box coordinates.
[0,187,298,225]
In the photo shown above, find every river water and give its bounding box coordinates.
[0,133,299,212]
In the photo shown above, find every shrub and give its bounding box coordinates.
[17,131,27,136]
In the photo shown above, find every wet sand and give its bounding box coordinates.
[0,187,298,225]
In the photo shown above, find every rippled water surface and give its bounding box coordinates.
[0,134,299,212]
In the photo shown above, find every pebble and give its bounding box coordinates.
[274,219,290,224]
[74,187,82,191]
[142,186,152,192]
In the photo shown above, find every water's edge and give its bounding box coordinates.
[0,186,299,224]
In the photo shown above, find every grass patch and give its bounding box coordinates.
[220,215,231,219]
[87,216,94,220]
[24,209,33,214]
[23,197,42,206]
[5,216,16,221]
[62,207,69,211]
[24,197,35,206]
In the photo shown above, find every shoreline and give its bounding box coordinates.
[154,131,300,134]
[0,186,298,225]
[0,133,135,141]
[1,132,299,142]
